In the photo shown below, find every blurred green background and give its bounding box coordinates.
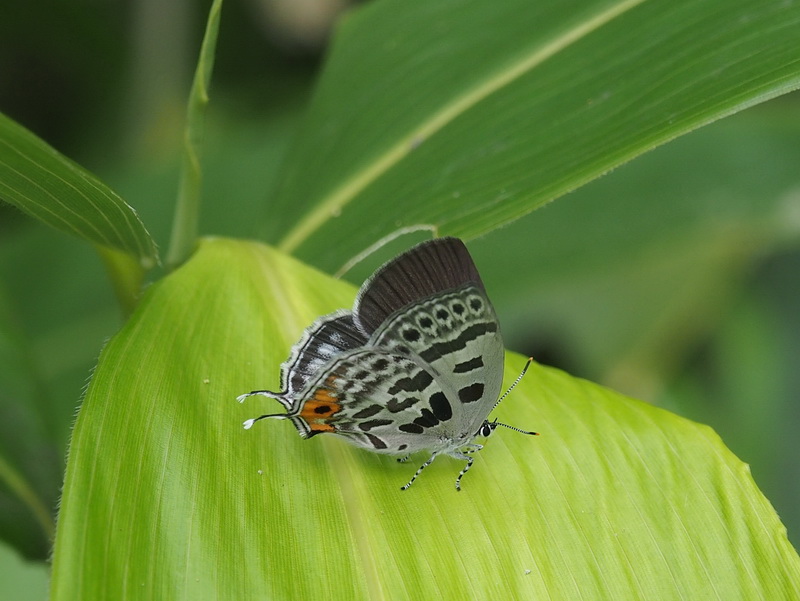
[0,0,798,592]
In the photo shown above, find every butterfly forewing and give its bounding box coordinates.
[354,237,485,334]
[370,285,504,437]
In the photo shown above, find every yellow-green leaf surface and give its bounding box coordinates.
[51,239,800,600]
[265,0,800,274]
[0,113,157,268]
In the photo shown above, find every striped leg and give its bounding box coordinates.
[400,452,438,490]
[454,445,483,491]
[397,455,411,463]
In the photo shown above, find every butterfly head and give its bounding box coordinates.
[475,357,539,440]
[476,418,538,438]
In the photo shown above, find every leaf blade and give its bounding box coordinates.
[0,112,157,268]
[50,239,800,600]
[264,0,800,273]
[275,0,645,254]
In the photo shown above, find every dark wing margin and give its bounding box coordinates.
[353,237,485,334]
[280,311,368,397]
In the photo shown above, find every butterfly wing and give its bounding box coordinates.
[248,238,503,454]
[266,311,368,410]
[281,347,451,454]
[354,237,485,333]
[354,238,504,438]
[369,285,504,438]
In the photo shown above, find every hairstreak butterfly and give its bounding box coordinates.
[238,237,537,490]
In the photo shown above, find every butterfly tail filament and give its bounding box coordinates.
[242,413,287,430]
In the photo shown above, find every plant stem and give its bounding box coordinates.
[165,0,224,270]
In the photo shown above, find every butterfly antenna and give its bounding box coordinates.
[492,357,534,411]
[493,420,539,436]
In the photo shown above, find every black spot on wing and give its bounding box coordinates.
[418,321,497,363]
[458,382,485,404]
[359,419,393,431]
[371,358,390,371]
[387,397,419,412]
[352,404,383,419]
[429,391,453,421]
[453,356,484,373]
[402,328,421,342]
[387,370,434,395]
[399,423,424,434]
[413,408,440,429]
[364,433,388,449]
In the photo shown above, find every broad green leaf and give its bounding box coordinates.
[459,105,800,410]
[264,0,800,274]
[461,107,800,541]
[51,239,800,599]
[0,112,157,268]
[666,265,800,550]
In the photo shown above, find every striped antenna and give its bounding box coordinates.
[492,357,534,411]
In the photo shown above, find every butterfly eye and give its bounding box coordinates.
[477,421,494,437]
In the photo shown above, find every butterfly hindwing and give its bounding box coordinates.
[276,311,368,407]
[370,285,504,436]
[283,347,464,454]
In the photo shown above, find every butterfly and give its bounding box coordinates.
[238,237,537,490]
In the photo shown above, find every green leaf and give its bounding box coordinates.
[0,283,58,560]
[165,0,223,269]
[467,106,800,396]
[264,0,800,273]
[0,540,49,601]
[50,239,800,600]
[0,112,157,268]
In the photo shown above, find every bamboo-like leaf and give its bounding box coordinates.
[50,239,800,600]
[0,113,157,268]
[264,0,800,273]
[166,0,223,269]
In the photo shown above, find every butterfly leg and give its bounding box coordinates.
[400,452,438,491]
[397,455,411,463]
[453,445,484,491]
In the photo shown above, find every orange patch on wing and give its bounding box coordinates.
[309,422,336,434]
[313,387,338,405]
[299,388,342,421]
